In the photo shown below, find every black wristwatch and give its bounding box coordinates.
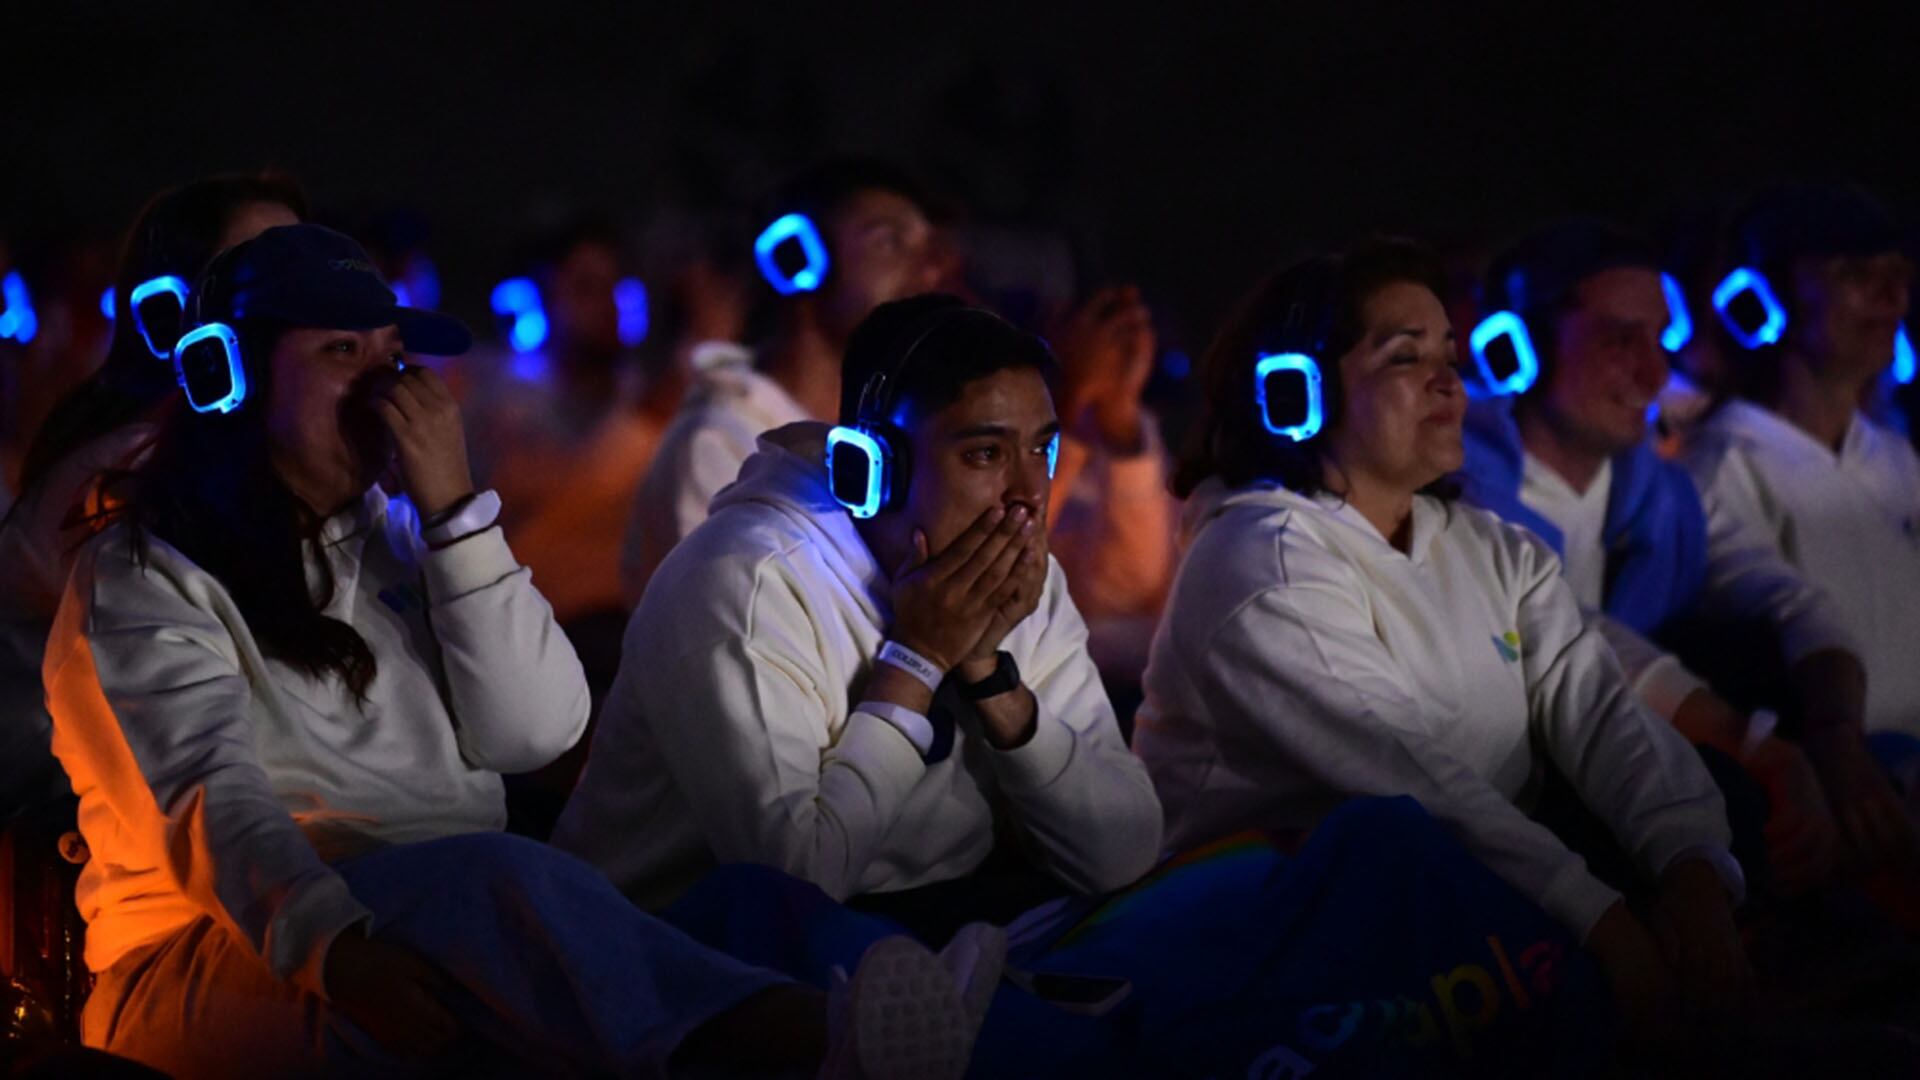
[957,651,1021,702]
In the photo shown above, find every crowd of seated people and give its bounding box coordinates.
[3,164,1920,1078]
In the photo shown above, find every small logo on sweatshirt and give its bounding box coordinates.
[1492,631,1521,663]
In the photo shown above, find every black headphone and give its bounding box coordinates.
[826,305,1058,518]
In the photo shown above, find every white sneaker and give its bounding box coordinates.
[818,926,1005,1080]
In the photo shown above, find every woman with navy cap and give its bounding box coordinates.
[43,223,987,1079]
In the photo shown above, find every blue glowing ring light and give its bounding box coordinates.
[1469,311,1540,396]
[827,425,889,518]
[0,270,38,344]
[491,277,549,354]
[755,213,830,296]
[101,288,116,320]
[130,275,190,359]
[1254,352,1325,442]
[1660,273,1693,354]
[173,323,249,414]
[1712,267,1787,351]
[1045,431,1060,479]
[1895,326,1917,386]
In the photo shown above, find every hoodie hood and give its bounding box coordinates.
[708,420,890,615]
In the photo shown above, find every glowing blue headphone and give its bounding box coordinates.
[826,307,1059,519]
[129,275,190,359]
[491,273,648,355]
[1710,265,1788,351]
[1470,267,1693,397]
[0,270,38,344]
[755,212,830,296]
[169,257,250,415]
[1252,263,1339,443]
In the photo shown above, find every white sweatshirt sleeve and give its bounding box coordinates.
[1189,541,1626,938]
[42,539,370,997]
[631,575,928,903]
[1695,475,1858,664]
[624,422,758,601]
[418,524,590,774]
[1592,613,1708,723]
[982,560,1163,893]
[1506,528,1738,895]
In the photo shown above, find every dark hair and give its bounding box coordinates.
[763,157,933,298]
[12,171,308,507]
[1175,236,1448,498]
[1482,218,1660,394]
[838,293,1056,427]
[509,214,626,283]
[106,243,378,699]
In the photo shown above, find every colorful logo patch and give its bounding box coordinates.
[1491,631,1521,663]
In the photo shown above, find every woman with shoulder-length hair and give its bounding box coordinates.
[1133,237,1748,1039]
[43,223,984,1079]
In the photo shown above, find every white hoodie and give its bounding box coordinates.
[1133,480,1736,938]
[554,422,1163,910]
[43,488,589,995]
[1684,400,1920,736]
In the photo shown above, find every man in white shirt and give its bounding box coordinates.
[557,295,1162,917]
[621,159,946,598]
[1684,185,1920,867]
[1458,217,1901,887]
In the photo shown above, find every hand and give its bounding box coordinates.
[957,526,1048,676]
[371,366,475,519]
[1744,735,1841,894]
[1584,901,1680,1049]
[323,933,463,1058]
[1650,859,1752,1025]
[890,504,1038,672]
[1051,286,1155,452]
[1804,727,1920,876]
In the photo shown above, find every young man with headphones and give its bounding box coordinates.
[1684,185,1920,856]
[557,293,1162,916]
[1455,219,1881,892]
[621,159,946,598]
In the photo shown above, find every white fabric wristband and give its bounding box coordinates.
[876,640,944,692]
[857,700,936,757]
[422,490,502,547]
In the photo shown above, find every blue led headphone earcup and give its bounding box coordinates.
[755,213,830,295]
[491,277,549,353]
[1254,352,1326,442]
[130,275,190,360]
[1711,266,1788,350]
[827,425,895,519]
[172,323,248,414]
[1468,311,1541,396]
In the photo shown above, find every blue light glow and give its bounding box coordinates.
[1468,311,1540,396]
[392,283,412,307]
[1046,431,1060,479]
[616,277,649,346]
[0,271,38,344]
[1254,352,1325,442]
[491,277,548,353]
[130,275,190,359]
[827,425,888,519]
[1712,266,1787,350]
[1896,326,1916,385]
[173,323,248,414]
[101,288,115,319]
[754,213,830,296]
[1661,273,1693,353]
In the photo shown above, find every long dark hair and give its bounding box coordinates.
[1175,236,1449,498]
[11,171,308,508]
[106,308,380,699]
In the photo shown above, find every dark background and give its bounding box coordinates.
[6,1,1918,347]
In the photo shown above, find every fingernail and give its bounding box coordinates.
[1010,505,1029,522]
[989,506,1005,521]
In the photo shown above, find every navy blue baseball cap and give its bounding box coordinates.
[206,224,471,355]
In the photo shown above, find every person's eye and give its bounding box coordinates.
[326,338,357,355]
[1388,351,1420,367]
[964,445,1002,466]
